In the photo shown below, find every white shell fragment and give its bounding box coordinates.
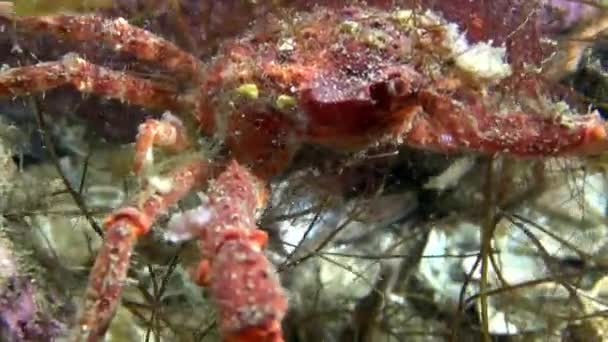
[166,206,214,243]
[454,41,512,81]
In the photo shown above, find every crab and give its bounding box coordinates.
[0,3,607,342]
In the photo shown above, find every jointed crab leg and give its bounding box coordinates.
[168,161,287,342]
[133,112,191,175]
[74,160,211,341]
[0,53,181,111]
[2,10,203,77]
[405,91,608,156]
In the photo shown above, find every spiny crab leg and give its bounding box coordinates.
[0,7,203,78]
[74,160,211,341]
[168,161,287,342]
[133,112,191,175]
[0,53,181,111]
[404,90,608,156]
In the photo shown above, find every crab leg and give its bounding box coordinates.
[2,10,203,77]
[404,91,608,156]
[133,112,191,175]
[168,161,287,342]
[0,53,181,111]
[74,160,211,341]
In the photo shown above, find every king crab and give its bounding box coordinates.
[0,3,607,342]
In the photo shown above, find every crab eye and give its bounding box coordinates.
[387,77,406,97]
[369,76,409,110]
[369,81,391,109]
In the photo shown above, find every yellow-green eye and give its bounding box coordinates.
[235,83,259,100]
[276,94,297,111]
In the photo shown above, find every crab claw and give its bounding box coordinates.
[404,90,608,157]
